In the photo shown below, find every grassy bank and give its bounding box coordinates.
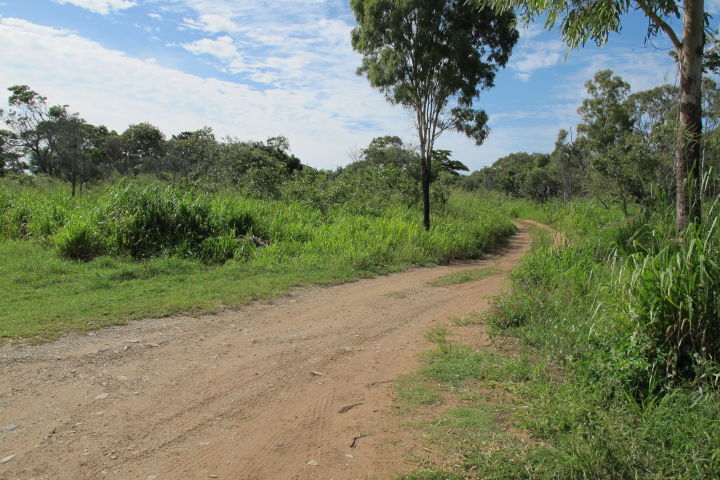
[0,179,514,341]
[398,199,720,479]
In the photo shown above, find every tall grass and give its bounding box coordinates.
[624,216,720,387]
[0,178,515,340]
[401,197,720,479]
[1,180,515,266]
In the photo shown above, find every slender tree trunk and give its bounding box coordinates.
[676,0,704,230]
[420,152,431,231]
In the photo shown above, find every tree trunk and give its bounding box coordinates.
[676,0,704,230]
[420,152,431,231]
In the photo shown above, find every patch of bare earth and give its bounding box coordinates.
[0,223,533,480]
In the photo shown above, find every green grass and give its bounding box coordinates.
[399,198,720,480]
[395,374,444,411]
[395,326,542,479]
[0,240,357,341]
[421,345,538,387]
[429,266,502,287]
[0,181,516,341]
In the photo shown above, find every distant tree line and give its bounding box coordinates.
[462,70,720,214]
[0,85,473,214]
[0,85,303,196]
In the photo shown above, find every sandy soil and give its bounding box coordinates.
[0,222,533,480]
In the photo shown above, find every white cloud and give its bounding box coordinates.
[176,2,358,91]
[518,24,546,41]
[557,49,678,105]
[510,39,565,81]
[182,14,241,33]
[148,13,162,21]
[52,0,135,15]
[1,3,682,171]
[182,35,240,62]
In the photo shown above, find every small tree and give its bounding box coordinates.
[163,127,218,180]
[1,85,59,177]
[577,70,634,152]
[351,0,518,230]
[0,129,20,175]
[49,108,103,196]
[121,122,165,175]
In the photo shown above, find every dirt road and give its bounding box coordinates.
[0,222,534,480]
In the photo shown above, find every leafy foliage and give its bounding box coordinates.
[351,0,518,229]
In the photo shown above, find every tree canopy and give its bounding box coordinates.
[476,0,708,230]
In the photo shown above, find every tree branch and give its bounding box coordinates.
[635,0,682,52]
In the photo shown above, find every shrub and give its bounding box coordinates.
[54,219,106,261]
[53,183,257,263]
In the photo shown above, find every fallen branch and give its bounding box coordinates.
[338,403,363,414]
[350,434,369,448]
[365,380,392,389]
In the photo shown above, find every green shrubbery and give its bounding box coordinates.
[625,219,720,387]
[0,176,515,339]
[1,182,257,262]
[403,198,720,479]
[488,201,720,478]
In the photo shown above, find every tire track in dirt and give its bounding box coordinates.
[0,222,534,480]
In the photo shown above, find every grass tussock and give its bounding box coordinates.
[429,266,501,287]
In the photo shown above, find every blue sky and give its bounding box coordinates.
[0,0,716,171]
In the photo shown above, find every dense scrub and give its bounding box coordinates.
[402,199,720,479]
[0,177,514,340]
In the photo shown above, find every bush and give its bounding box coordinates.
[471,199,720,479]
[51,183,258,263]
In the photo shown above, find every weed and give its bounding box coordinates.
[430,266,502,287]
[403,198,720,479]
[452,312,485,326]
[0,180,516,340]
[421,345,537,386]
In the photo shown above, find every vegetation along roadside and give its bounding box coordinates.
[0,178,515,342]
[398,199,720,480]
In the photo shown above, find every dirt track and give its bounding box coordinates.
[0,222,536,480]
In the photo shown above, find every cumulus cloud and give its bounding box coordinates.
[51,0,135,15]
[176,1,358,90]
[182,35,240,62]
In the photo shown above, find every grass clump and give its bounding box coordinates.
[452,312,485,326]
[421,345,536,386]
[395,374,444,410]
[624,220,720,386]
[429,266,501,287]
[53,183,257,263]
